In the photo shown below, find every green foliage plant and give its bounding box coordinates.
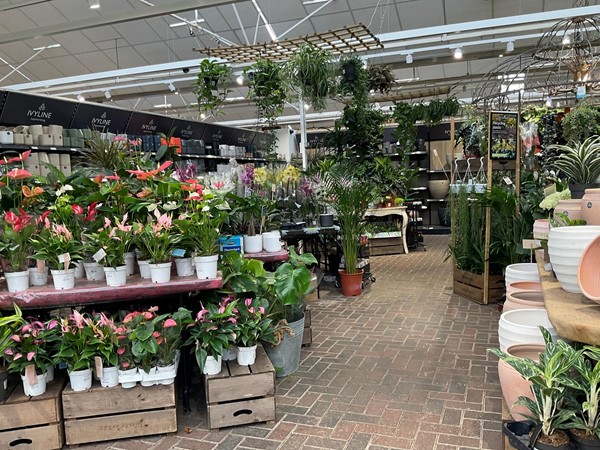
[562,103,600,144]
[246,59,288,127]
[367,64,395,94]
[548,135,600,184]
[195,59,233,116]
[287,44,335,111]
[0,304,24,370]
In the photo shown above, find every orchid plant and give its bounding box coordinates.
[0,209,35,272]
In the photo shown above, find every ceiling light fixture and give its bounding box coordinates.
[406,53,413,64]
[76,94,85,102]
[454,47,463,59]
[169,19,205,28]
[302,0,331,4]
[506,41,514,52]
[88,0,100,9]
[104,90,111,99]
[153,103,172,108]
[562,34,571,45]
[32,44,61,51]
[236,75,244,85]
[168,83,176,92]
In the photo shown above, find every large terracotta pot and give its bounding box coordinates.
[579,235,600,303]
[498,343,545,421]
[554,199,583,225]
[503,291,545,313]
[339,270,363,296]
[506,281,542,294]
[581,188,600,226]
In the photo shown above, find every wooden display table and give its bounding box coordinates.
[244,249,288,263]
[0,275,223,310]
[364,207,409,255]
[536,250,600,345]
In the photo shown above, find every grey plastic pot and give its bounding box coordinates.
[263,315,305,378]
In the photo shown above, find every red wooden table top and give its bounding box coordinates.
[0,275,223,309]
[244,250,289,263]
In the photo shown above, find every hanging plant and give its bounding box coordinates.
[561,103,600,144]
[338,55,367,98]
[392,102,417,152]
[286,44,335,111]
[367,65,396,94]
[245,59,288,127]
[195,59,233,116]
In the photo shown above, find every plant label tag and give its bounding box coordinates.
[58,253,68,263]
[93,249,106,262]
[171,248,186,258]
[95,356,103,381]
[36,259,45,273]
[522,239,541,249]
[577,85,587,99]
[503,177,513,186]
[25,364,38,385]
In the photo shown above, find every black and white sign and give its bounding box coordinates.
[125,112,174,136]
[171,119,207,140]
[0,91,77,126]
[203,124,233,145]
[71,103,132,133]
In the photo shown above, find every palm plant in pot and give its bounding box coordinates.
[0,304,24,400]
[322,161,376,296]
[490,327,579,450]
[548,135,600,199]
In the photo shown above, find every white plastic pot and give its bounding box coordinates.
[175,257,194,277]
[100,366,119,388]
[83,262,105,281]
[222,346,237,361]
[263,232,282,253]
[4,271,29,293]
[203,355,222,375]
[28,267,48,286]
[137,260,151,279]
[68,368,92,392]
[50,269,75,290]
[103,266,127,287]
[498,308,558,351]
[21,371,47,397]
[74,261,85,279]
[124,252,136,276]
[194,255,218,280]
[237,345,257,366]
[149,262,172,284]
[243,234,263,254]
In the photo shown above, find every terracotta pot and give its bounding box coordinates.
[533,219,550,240]
[581,188,600,226]
[503,291,545,313]
[578,235,600,303]
[554,199,583,225]
[339,270,363,296]
[498,343,545,421]
[506,281,542,294]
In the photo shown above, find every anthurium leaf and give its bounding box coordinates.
[155,144,168,161]
[135,323,154,341]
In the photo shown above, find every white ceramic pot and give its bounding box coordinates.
[194,255,218,280]
[39,134,53,146]
[68,368,92,392]
[533,219,550,240]
[548,226,600,293]
[83,262,105,281]
[50,268,75,290]
[100,366,119,388]
[554,199,583,225]
[4,270,29,293]
[104,266,127,287]
[149,262,172,284]
[237,345,257,366]
[243,234,263,254]
[29,124,43,135]
[498,308,558,351]
[21,371,47,397]
[504,263,540,290]
[0,130,13,144]
[74,261,85,279]
[137,260,151,279]
[124,252,136,276]
[29,267,48,286]
[24,134,33,145]
[175,257,194,277]
[203,355,222,375]
[263,232,282,253]
[222,346,237,362]
[428,180,450,199]
[52,135,63,146]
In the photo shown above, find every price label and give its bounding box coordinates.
[95,356,103,382]
[503,177,513,186]
[26,364,38,385]
[171,248,186,258]
[36,259,46,273]
[92,249,107,262]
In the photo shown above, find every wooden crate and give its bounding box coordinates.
[453,267,505,305]
[303,307,312,347]
[61,381,176,446]
[369,237,404,256]
[0,375,65,450]
[204,345,275,429]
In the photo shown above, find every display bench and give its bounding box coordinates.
[364,206,409,255]
[0,275,223,310]
[244,249,289,263]
[535,250,600,345]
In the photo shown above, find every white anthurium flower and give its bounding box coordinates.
[202,206,210,212]
[56,184,74,196]
[163,201,179,211]
[147,203,158,212]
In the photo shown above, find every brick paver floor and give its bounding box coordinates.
[74,235,503,450]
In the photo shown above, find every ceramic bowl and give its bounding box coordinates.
[579,235,600,303]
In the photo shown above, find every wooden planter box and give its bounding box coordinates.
[453,267,505,305]
[61,381,176,446]
[0,375,65,450]
[369,235,404,256]
[204,345,275,429]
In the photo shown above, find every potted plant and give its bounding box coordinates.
[286,44,335,111]
[134,210,181,283]
[195,59,232,116]
[234,296,273,366]
[236,195,267,254]
[30,221,84,290]
[561,103,600,144]
[367,64,395,94]
[322,162,376,296]
[186,300,237,375]
[155,308,192,370]
[547,136,600,199]
[0,209,35,292]
[56,310,102,391]
[90,312,120,387]
[246,58,288,128]
[123,307,163,381]
[4,317,57,397]
[490,328,579,450]
[0,304,25,400]
[262,248,316,377]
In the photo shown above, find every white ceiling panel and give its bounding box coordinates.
[76,50,119,72]
[114,21,163,46]
[0,8,37,32]
[251,0,309,23]
[131,41,176,65]
[198,8,232,33]
[396,0,445,30]
[18,2,66,27]
[0,40,39,63]
[52,32,98,56]
[352,7,402,34]
[309,11,354,32]
[312,0,351,15]
[82,26,124,44]
[444,0,491,24]
[45,55,89,78]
